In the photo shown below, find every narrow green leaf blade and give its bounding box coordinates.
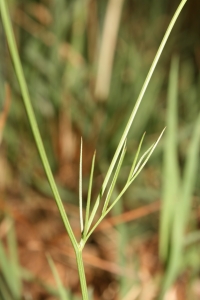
[83,151,96,238]
[130,144,154,179]
[102,140,127,214]
[127,132,146,182]
[86,129,165,242]
[106,129,165,216]
[87,140,127,231]
[129,128,166,184]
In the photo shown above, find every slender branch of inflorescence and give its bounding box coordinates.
[84,0,188,236]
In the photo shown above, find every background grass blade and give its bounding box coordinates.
[0,239,15,298]
[159,55,180,263]
[95,0,124,100]
[0,277,13,300]
[47,254,69,300]
[160,113,200,298]
[180,113,200,221]
[0,218,22,299]
[7,218,22,299]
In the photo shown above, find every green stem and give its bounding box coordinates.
[0,0,77,249]
[0,3,90,298]
[75,247,89,300]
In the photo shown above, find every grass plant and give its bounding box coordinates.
[0,0,190,299]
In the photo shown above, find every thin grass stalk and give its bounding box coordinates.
[130,144,154,178]
[127,132,146,182]
[79,138,84,233]
[102,140,127,214]
[0,0,77,250]
[86,129,165,242]
[108,130,165,210]
[75,248,89,299]
[0,2,90,299]
[83,151,96,240]
[87,0,188,234]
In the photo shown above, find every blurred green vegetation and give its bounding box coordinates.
[0,0,200,299]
